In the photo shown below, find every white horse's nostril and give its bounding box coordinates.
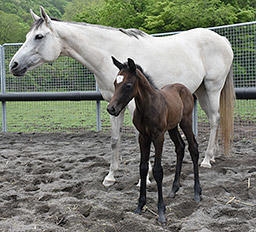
[11,61,19,70]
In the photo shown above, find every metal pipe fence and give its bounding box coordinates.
[0,21,255,140]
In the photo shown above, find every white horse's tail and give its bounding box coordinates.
[220,63,235,155]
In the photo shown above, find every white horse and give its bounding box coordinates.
[9,7,235,187]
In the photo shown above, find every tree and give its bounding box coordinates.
[0,11,29,44]
[63,0,255,33]
[63,0,153,29]
[141,0,239,33]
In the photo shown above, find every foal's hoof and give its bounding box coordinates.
[134,207,142,215]
[158,213,167,224]
[169,191,176,198]
[194,194,201,203]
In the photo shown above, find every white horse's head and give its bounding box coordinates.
[9,7,62,76]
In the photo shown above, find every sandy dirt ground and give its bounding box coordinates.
[0,131,255,232]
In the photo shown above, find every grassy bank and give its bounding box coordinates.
[0,100,255,133]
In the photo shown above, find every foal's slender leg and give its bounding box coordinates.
[180,119,202,202]
[168,127,185,198]
[127,101,152,186]
[152,134,166,223]
[135,133,151,214]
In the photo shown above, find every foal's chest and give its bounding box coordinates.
[133,112,164,136]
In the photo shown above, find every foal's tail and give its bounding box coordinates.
[219,63,235,155]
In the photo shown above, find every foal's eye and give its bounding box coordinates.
[126,83,133,89]
[35,34,44,40]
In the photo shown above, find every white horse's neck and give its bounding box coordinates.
[53,21,145,90]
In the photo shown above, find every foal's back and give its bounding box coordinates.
[161,83,194,128]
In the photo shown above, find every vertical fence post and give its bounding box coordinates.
[96,83,101,132]
[0,45,7,132]
[192,96,198,137]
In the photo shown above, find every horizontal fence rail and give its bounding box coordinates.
[0,88,254,102]
[0,91,104,101]
[235,88,256,100]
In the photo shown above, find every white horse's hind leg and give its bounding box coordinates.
[103,110,125,187]
[195,84,221,168]
[210,126,220,163]
[201,111,220,168]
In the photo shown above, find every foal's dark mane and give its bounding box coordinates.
[30,18,148,39]
[122,62,158,89]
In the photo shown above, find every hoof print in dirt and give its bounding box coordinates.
[24,185,40,192]
[77,204,92,218]
[35,204,50,214]
[56,216,67,227]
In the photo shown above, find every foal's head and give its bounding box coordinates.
[107,57,140,116]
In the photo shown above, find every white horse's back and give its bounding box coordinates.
[129,28,233,94]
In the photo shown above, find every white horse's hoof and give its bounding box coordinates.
[103,178,116,187]
[103,174,116,187]
[136,178,152,187]
[200,161,212,168]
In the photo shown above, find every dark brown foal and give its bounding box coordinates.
[107,57,201,223]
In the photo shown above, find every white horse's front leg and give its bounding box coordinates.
[103,110,125,187]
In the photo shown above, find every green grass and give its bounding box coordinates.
[197,99,256,122]
[0,100,255,132]
[5,101,98,132]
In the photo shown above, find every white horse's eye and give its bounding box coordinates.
[116,75,124,84]
[35,34,44,40]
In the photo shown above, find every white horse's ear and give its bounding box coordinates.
[30,9,40,21]
[40,6,51,25]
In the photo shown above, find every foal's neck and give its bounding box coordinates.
[134,71,159,113]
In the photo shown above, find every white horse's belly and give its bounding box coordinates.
[137,48,205,93]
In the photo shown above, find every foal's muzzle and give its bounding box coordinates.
[107,104,120,117]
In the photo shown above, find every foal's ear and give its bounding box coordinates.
[127,58,136,73]
[111,56,124,70]
[30,9,40,22]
